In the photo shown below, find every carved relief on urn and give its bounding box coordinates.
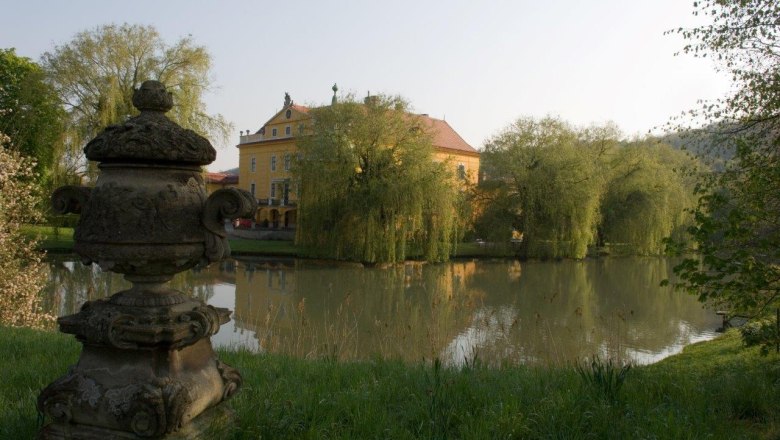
[38,80,256,438]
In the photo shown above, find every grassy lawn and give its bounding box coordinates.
[21,225,299,256]
[22,224,516,259]
[228,238,298,256]
[20,225,74,253]
[3,327,778,439]
[452,241,517,258]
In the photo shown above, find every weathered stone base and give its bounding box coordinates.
[39,403,235,439]
[167,404,236,439]
[38,294,241,439]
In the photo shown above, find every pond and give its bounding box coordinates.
[44,256,721,366]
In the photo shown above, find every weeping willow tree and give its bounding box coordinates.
[480,116,698,258]
[41,23,231,180]
[294,95,460,264]
[599,141,698,255]
[482,117,613,259]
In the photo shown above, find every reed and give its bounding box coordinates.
[3,326,779,439]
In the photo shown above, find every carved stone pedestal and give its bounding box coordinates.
[38,81,256,438]
[38,288,241,438]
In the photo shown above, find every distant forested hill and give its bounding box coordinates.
[658,125,738,171]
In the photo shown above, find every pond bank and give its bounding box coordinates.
[24,225,516,259]
[2,327,778,439]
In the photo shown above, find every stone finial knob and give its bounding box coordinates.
[132,80,174,113]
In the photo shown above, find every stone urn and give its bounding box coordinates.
[38,81,256,438]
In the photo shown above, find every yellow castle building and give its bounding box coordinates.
[237,88,480,229]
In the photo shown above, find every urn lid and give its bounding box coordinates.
[84,80,217,165]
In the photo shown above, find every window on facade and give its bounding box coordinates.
[272,128,277,137]
[457,163,466,180]
[299,123,305,134]
[271,155,277,171]
[285,125,291,136]
[250,157,256,172]
[250,183,256,197]
[270,183,276,198]
[284,154,291,171]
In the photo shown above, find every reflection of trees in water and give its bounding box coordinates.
[462,258,720,365]
[588,258,719,363]
[460,260,597,365]
[232,257,718,365]
[43,256,129,316]
[45,256,223,315]
[46,255,719,366]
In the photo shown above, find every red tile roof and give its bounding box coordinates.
[206,172,238,185]
[249,103,477,156]
[291,104,310,114]
[419,115,478,155]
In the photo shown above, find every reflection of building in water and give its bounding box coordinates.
[231,259,483,361]
[233,259,298,339]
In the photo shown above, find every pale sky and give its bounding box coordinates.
[0,0,731,172]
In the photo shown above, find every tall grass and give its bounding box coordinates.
[4,326,780,439]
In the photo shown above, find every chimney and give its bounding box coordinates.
[364,95,380,106]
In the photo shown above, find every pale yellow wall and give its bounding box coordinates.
[433,150,481,185]
[238,107,309,202]
[239,139,298,201]
[240,143,479,201]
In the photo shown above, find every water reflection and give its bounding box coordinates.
[44,256,720,366]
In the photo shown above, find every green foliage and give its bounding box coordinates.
[479,116,697,258]
[0,48,65,183]
[481,117,608,259]
[669,0,780,328]
[575,356,631,402]
[740,316,780,356]
[294,95,462,264]
[471,179,521,243]
[599,141,698,255]
[41,23,231,180]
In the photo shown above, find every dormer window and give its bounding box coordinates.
[285,109,292,119]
